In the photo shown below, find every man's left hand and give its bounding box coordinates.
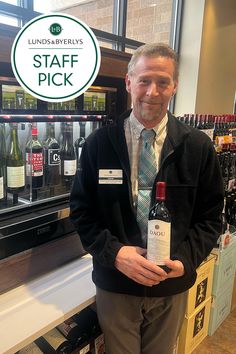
[164,260,185,278]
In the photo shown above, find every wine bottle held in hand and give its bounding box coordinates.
[147,181,171,268]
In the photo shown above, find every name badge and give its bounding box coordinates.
[99,169,123,184]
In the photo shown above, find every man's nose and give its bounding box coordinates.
[146,83,159,96]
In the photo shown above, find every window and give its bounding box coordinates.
[1,0,19,4]
[126,1,173,44]
[0,12,19,26]
[34,0,114,33]
[0,0,182,53]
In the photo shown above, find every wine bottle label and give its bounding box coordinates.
[57,318,77,337]
[26,152,43,177]
[48,149,61,166]
[147,220,171,265]
[43,328,67,349]
[18,342,43,353]
[78,147,83,159]
[63,160,76,176]
[7,166,25,188]
[95,333,105,354]
[0,176,3,199]
[80,344,90,354]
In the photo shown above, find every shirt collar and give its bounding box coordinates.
[129,111,168,140]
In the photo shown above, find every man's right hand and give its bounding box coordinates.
[114,246,168,287]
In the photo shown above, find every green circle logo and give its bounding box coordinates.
[11,13,101,102]
[49,23,62,36]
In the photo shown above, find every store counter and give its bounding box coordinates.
[0,255,95,354]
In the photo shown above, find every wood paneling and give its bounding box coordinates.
[0,34,13,63]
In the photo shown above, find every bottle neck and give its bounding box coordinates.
[79,122,86,137]
[0,124,6,156]
[31,127,38,140]
[10,125,19,146]
[63,125,73,143]
[47,123,55,139]
[156,182,166,201]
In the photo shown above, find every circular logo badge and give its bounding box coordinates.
[49,23,62,36]
[11,13,101,102]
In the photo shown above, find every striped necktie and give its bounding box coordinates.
[137,129,157,244]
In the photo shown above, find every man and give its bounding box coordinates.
[70,43,223,354]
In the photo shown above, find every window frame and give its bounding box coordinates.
[0,0,183,113]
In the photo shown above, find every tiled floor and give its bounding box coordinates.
[192,308,236,354]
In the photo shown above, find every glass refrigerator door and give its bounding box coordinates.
[0,116,102,215]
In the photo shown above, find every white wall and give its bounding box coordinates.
[174,0,236,116]
[174,0,205,116]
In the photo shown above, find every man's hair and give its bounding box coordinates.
[127,43,179,81]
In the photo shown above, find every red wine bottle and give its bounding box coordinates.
[74,122,86,168]
[26,124,44,190]
[35,328,72,354]
[147,181,171,266]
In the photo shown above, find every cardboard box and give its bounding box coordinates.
[208,281,234,336]
[173,337,179,354]
[231,274,236,311]
[178,297,211,354]
[186,255,215,317]
[211,236,236,296]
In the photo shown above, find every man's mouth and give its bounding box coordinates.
[142,101,162,106]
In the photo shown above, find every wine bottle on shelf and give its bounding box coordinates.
[6,123,25,202]
[0,123,6,202]
[17,341,43,353]
[43,122,61,187]
[74,122,86,168]
[57,317,82,342]
[221,144,230,194]
[25,124,44,194]
[61,122,77,186]
[147,181,171,269]
[35,328,72,354]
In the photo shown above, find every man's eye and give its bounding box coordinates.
[159,81,168,87]
[139,79,149,84]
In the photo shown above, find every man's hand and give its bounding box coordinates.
[164,260,185,278]
[115,246,168,287]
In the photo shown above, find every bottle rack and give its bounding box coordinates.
[0,114,108,215]
[178,113,236,235]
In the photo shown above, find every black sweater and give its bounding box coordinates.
[70,111,224,297]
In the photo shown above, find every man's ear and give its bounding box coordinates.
[172,80,178,96]
[125,73,131,93]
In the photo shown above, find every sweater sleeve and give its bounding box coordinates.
[172,137,224,274]
[70,136,123,269]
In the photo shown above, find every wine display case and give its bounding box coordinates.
[0,82,121,263]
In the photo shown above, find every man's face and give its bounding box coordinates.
[125,55,178,125]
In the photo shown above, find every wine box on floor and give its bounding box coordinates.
[211,235,236,296]
[208,281,234,336]
[231,274,236,311]
[178,297,211,354]
[185,254,215,317]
